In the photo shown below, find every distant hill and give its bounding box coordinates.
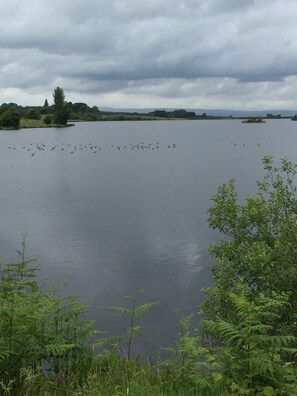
[101,107,296,118]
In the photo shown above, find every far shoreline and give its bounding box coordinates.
[0,116,295,131]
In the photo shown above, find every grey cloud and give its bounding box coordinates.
[205,0,257,14]
[0,0,297,107]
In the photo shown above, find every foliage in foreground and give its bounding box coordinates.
[0,252,201,395]
[204,156,297,333]
[0,236,97,394]
[2,157,297,395]
[200,156,297,394]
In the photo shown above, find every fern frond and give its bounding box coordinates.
[44,343,76,357]
[95,336,122,349]
[133,302,159,317]
[104,306,132,315]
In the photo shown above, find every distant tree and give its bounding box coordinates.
[0,103,19,115]
[92,105,100,113]
[27,109,41,120]
[72,102,89,113]
[53,87,65,111]
[149,110,168,118]
[172,109,196,119]
[44,115,53,125]
[44,99,49,107]
[53,87,69,125]
[0,109,21,129]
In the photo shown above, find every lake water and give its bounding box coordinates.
[0,119,296,353]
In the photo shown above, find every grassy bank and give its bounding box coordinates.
[20,118,74,128]
[0,119,73,130]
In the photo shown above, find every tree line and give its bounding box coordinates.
[0,87,102,129]
[148,109,198,119]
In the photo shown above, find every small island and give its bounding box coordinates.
[241,118,265,123]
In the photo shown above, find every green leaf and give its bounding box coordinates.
[212,371,223,383]
[262,386,276,396]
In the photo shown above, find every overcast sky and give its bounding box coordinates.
[1,0,297,109]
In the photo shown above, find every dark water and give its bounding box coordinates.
[0,119,296,352]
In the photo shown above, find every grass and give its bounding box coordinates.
[17,353,202,396]
[20,118,73,128]
[0,118,70,130]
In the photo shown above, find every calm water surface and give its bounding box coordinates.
[0,119,296,352]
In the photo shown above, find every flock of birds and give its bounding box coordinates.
[6,141,262,158]
[7,142,177,157]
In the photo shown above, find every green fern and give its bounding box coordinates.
[0,237,99,393]
[104,291,158,360]
[201,288,297,395]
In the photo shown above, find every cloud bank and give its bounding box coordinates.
[0,0,297,109]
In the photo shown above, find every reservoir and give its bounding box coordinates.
[0,119,296,352]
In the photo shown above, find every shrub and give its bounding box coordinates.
[43,115,53,125]
[0,108,21,129]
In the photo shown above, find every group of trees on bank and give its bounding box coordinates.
[0,87,103,129]
[148,109,198,119]
[0,91,218,130]
[42,88,101,124]
[0,103,22,129]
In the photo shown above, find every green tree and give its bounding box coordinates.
[53,87,65,110]
[0,107,21,129]
[185,157,297,395]
[27,109,41,120]
[44,98,49,107]
[203,156,297,335]
[43,115,53,125]
[53,87,69,125]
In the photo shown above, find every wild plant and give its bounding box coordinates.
[198,287,297,395]
[164,311,200,367]
[103,290,159,360]
[0,236,98,393]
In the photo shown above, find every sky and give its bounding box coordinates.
[1,0,297,110]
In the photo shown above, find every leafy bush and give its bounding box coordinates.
[197,156,297,395]
[204,156,297,334]
[0,108,21,129]
[27,109,41,120]
[43,115,53,125]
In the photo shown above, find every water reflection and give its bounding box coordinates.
[0,120,296,350]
